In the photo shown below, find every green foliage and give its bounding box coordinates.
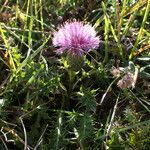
[77,86,97,113]
[107,107,150,149]
[0,0,150,149]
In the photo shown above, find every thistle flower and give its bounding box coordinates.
[52,20,100,56]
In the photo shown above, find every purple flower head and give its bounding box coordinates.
[52,20,100,56]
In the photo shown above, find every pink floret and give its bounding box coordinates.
[52,20,100,56]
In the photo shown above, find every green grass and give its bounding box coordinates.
[0,0,150,149]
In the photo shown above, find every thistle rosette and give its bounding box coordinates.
[52,20,100,56]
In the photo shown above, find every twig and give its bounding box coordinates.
[0,137,8,150]
[106,94,120,137]
[1,127,33,150]
[129,90,150,113]
[104,94,120,150]
[1,127,15,143]
[19,117,28,150]
[33,124,48,150]
[0,119,17,127]
[100,77,119,105]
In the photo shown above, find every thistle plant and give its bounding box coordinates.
[52,20,100,108]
